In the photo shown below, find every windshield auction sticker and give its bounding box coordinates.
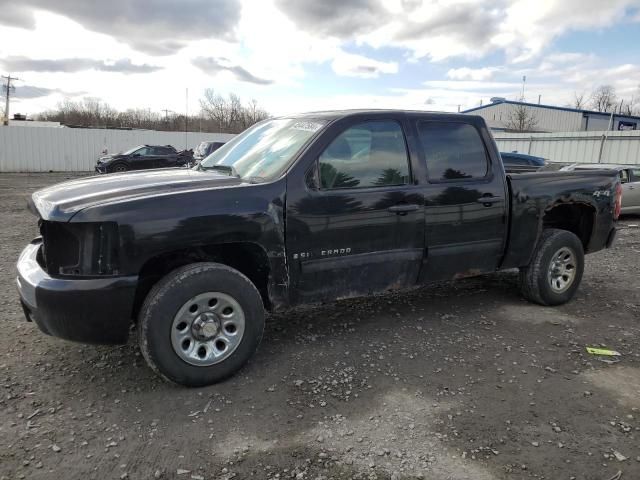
[291,121,324,132]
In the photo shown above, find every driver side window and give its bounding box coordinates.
[136,147,151,156]
[319,120,410,190]
[620,169,629,183]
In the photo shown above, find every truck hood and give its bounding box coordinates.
[29,168,246,222]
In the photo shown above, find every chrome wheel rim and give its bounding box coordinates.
[547,247,577,293]
[170,292,245,366]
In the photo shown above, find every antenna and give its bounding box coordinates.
[185,88,188,149]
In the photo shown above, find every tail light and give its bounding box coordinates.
[613,183,622,220]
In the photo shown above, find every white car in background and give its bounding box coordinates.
[561,163,640,214]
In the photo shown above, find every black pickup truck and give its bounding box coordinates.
[17,110,621,386]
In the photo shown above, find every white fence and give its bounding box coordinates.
[0,126,235,172]
[494,130,640,165]
[2,126,640,172]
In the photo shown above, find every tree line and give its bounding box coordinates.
[35,90,269,133]
[571,85,639,115]
[30,83,640,135]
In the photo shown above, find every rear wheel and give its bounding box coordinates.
[519,228,585,306]
[138,262,265,387]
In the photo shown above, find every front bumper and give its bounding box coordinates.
[95,164,108,173]
[16,239,138,344]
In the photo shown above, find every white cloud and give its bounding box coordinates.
[275,0,640,62]
[2,0,640,118]
[498,0,640,62]
[0,0,241,55]
[331,52,398,78]
[447,67,502,81]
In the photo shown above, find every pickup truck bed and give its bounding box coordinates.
[503,170,618,269]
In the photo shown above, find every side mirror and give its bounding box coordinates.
[132,153,141,157]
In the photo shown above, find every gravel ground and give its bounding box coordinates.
[1,172,639,480]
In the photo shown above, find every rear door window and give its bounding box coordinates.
[156,147,174,155]
[417,122,489,181]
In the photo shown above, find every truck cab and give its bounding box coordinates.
[285,112,507,302]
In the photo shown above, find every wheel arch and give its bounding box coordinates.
[131,242,273,320]
[542,202,595,251]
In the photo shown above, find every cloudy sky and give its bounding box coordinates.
[1,0,639,118]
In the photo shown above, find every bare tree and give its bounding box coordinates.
[572,92,587,109]
[200,89,228,131]
[590,85,617,112]
[504,101,538,132]
[199,89,270,133]
[620,85,640,116]
[37,97,118,127]
[228,93,242,128]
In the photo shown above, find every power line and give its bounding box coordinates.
[2,74,21,125]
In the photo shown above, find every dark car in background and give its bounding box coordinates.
[501,152,546,173]
[193,141,226,165]
[96,145,189,173]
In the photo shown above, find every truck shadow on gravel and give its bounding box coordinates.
[13,270,636,480]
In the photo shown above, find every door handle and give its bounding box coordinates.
[388,204,420,214]
[476,195,502,206]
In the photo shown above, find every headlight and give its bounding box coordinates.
[40,221,120,276]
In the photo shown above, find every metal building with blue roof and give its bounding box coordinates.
[462,98,640,133]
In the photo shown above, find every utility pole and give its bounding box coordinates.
[521,75,526,101]
[2,74,20,125]
[161,109,173,122]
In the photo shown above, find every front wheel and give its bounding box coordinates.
[519,228,585,306]
[138,263,265,387]
[111,162,128,173]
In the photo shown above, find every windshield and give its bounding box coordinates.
[121,145,144,155]
[194,142,210,157]
[198,118,325,180]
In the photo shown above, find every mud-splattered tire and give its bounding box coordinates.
[137,262,265,387]
[519,228,585,306]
